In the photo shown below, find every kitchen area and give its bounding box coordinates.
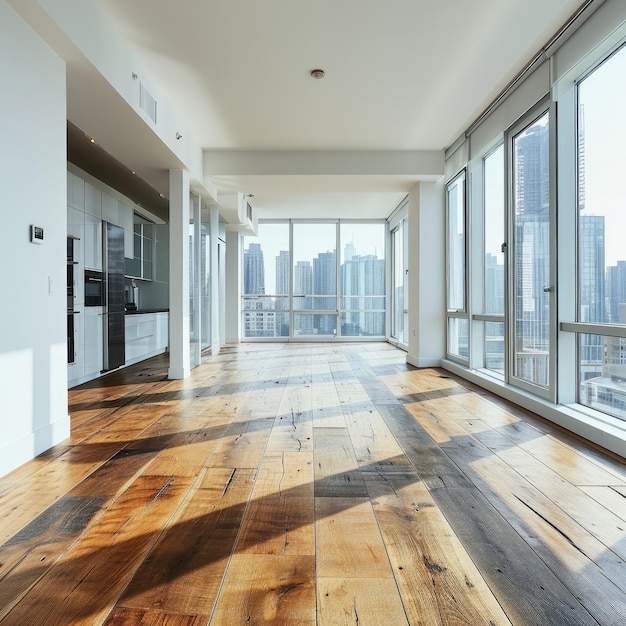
[67,165,170,388]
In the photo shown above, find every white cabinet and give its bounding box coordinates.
[67,306,84,384]
[67,171,85,210]
[125,312,169,365]
[119,201,134,258]
[84,181,102,218]
[84,211,102,270]
[84,307,103,376]
[102,192,119,225]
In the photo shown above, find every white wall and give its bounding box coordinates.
[0,1,68,477]
[406,180,446,367]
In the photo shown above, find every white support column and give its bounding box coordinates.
[191,193,202,368]
[209,205,220,355]
[406,180,446,368]
[168,169,191,379]
[225,231,242,343]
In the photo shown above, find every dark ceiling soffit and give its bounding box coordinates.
[67,121,169,222]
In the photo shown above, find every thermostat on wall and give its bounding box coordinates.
[30,225,44,244]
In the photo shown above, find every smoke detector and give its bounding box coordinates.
[310,69,325,79]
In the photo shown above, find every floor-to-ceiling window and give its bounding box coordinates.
[293,222,337,337]
[242,220,385,340]
[509,107,554,394]
[340,222,386,337]
[574,44,626,420]
[446,171,468,361]
[440,3,626,455]
[390,217,408,346]
[242,222,290,338]
[483,144,505,374]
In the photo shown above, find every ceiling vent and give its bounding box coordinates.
[139,82,157,124]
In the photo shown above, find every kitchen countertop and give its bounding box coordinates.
[125,308,169,315]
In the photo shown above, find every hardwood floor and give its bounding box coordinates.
[1,342,626,624]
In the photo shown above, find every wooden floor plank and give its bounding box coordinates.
[317,578,409,626]
[315,497,393,580]
[442,441,626,624]
[364,472,512,626]
[116,468,255,617]
[209,554,316,625]
[2,474,194,625]
[313,428,368,497]
[2,343,625,624]
[236,451,315,556]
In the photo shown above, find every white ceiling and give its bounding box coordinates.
[91,0,583,218]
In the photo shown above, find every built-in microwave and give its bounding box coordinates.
[84,269,104,306]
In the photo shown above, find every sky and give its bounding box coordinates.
[579,43,626,267]
[244,222,386,294]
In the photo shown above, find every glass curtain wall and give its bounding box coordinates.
[293,223,337,336]
[200,225,211,351]
[511,110,551,389]
[446,171,468,360]
[340,223,386,337]
[576,45,626,420]
[391,218,409,345]
[242,221,385,339]
[242,222,290,338]
[483,145,505,374]
[188,221,200,367]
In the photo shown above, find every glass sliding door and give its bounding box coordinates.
[340,222,385,337]
[510,108,554,393]
[293,223,337,336]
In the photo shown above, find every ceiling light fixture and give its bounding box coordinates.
[310,69,325,79]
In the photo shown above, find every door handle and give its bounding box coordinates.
[543,285,553,293]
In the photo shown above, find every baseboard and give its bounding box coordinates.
[406,354,442,368]
[0,415,71,478]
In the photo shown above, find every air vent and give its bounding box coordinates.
[139,82,157,124]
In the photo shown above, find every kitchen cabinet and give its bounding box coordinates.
[67,305,84,384]
[120,202,134,259]
[83,307,103,376]
[102,191,119,225]
[84,181,102,218]
[67,171,85,210]
[84,211,102,270]
[125,312,169,366]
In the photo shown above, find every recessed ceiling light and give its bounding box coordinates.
[89,138,96,144]
[310,69,325,79]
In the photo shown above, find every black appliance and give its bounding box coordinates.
[102,222,125,371]
[84,269,104,306]
[67,236,80,363]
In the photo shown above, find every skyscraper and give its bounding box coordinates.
[513,118,550,385]
[313,250,336,334]
[244,243,265,295]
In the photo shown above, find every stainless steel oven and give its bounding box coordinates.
[84,269,104,306]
